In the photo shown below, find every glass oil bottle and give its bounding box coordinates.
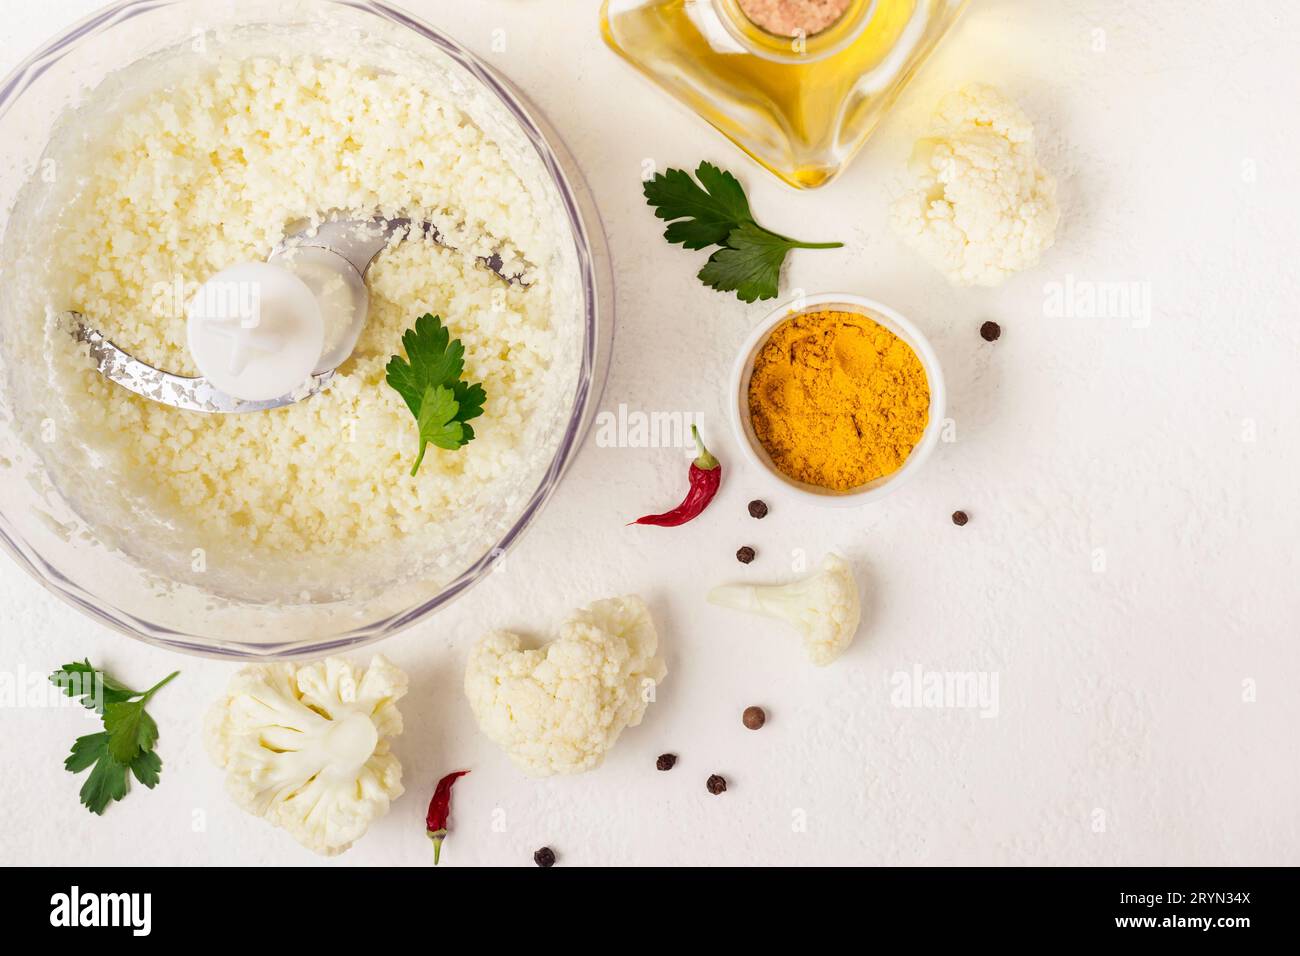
[600,0,969,189]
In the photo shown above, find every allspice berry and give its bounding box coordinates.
[979,321,1001,342]
[952,510,969,526]
[743,706,766,730]
[706,774,728,795]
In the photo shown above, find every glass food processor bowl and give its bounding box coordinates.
[0,0,612,658]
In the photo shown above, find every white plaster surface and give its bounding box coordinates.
[0,0,1297,866]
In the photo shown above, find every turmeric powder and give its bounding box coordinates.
[747,309,930,491]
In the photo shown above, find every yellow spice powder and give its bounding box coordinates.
[747,309,930,491]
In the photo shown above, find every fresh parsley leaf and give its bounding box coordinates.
[644,162,843,301]
[50,660,138,714]
[697,222,800,303]
[55,665,176,815]
[643,162,753,250]
[451,380,487,425]
[75,737,129,815]
[103,699,159,763]
[385,314,466,417]
[386,314,486,476]
[65,731,111,774]
[129,749,162,789]
[65,732,160,815]
[415,385,465,472]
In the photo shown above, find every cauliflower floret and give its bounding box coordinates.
[708,553,861,666]
[205,655,407,856]
[890,83,1059,287]
[464,596,666,776]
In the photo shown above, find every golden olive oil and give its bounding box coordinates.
[601,0,968,188]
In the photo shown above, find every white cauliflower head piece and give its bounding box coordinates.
[464,595,666,776]
[205,655,407,856]
[890,83,1059,287]
[708,553,861,666]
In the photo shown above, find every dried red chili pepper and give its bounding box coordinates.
[425,770,469,865]
[631,425,722,527]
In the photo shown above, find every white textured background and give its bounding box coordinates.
[2,0,1297,867]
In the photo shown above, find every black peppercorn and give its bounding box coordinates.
[742,706,766,730]
[979,321,1001,342]
[656,753,677,771]
[534,846,556,867]
[952,510,969,526]
[706,774,727,795]
[736,546,756,564]
[747,499,768,519]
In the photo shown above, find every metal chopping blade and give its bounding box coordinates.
[69,321,336,414]
[67,216,528,414]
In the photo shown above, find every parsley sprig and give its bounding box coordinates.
[50,661,177,815]
[385,314,486,476]
[644,162,843,302]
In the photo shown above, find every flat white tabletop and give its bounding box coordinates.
[1,0,1296,866]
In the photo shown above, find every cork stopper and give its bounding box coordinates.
[736,0,853,37]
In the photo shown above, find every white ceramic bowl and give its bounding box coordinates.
[729,292,946,507]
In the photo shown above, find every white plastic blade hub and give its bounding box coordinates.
[186,262,324,402]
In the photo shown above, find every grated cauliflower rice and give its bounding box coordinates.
[32,54,577,570]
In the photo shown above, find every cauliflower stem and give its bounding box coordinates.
[708,553,861,666]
